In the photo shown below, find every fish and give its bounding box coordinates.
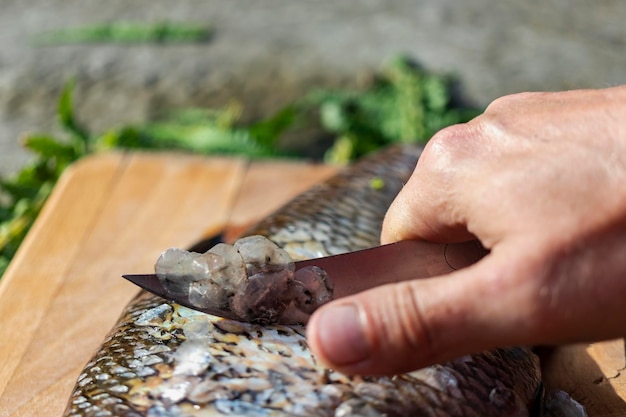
[64,144,548,417]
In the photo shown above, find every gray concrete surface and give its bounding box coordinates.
[2,0,626,175]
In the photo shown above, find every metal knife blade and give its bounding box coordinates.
[123,240,487,320]
[295,239,487,298]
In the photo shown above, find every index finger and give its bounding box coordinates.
[381,135,477,244]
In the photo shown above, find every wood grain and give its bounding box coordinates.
[0,152,248,416]
[541,341,626,416]
[0,152,624,416]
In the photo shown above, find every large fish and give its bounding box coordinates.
[64,145,550,417]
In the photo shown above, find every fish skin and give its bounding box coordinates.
[64,145,544,417]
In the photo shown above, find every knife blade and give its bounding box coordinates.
[123,240,487,321]
[295,239,487,298]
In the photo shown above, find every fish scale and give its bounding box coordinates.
[64,145,544,416]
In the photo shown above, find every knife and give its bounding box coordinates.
[123,240,487,322]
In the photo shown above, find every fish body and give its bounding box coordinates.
[64,145,544,417]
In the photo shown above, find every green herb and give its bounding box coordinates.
[34,21,212,45]
[0,57,480,277]
[98,104,298,159]
[307,57,480,163]
[0,81,89,275]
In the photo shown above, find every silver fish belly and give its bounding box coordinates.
[64,145,543,417]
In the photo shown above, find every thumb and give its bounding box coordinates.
[306,249,540,376]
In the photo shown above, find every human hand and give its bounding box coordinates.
[306,86,626,375]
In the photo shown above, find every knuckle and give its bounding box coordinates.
[420,121,488,186]
[428,123,470,153]
[422,124,472,171]
[482,91,554,137]
[485,91,543,113]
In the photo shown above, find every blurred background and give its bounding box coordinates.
[1,0,626,275]
[1,0,626,175]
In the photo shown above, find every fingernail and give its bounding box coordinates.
[315,304,369,365]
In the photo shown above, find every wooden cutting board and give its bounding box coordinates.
[0,152,624,416]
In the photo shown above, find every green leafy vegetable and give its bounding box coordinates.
[307,57,480,163]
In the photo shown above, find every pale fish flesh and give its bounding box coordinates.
[65,145,553,417]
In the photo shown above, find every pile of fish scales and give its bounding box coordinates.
[155,235,332,324]
[64,145,583,417]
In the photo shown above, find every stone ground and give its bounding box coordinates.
[1,0,626,175]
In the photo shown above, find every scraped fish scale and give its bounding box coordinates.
[64,145,543,417]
